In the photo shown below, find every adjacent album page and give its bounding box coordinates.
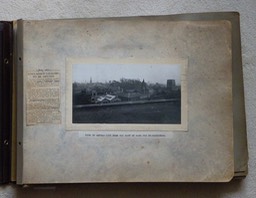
[16,15,234,184]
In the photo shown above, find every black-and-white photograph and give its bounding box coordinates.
[72,63,181,124]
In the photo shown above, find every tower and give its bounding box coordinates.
[167,79,176,90]
[141,79,147,93]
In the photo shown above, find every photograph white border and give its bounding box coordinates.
[66,57,188,131]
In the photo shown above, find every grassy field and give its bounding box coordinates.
[73,101,181,124]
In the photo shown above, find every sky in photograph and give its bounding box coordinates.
[73,63,181,85]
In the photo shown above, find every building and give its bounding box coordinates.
[96,94,121,104]
[167,79,176,90]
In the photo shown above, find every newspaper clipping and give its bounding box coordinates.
[26,69,61,125]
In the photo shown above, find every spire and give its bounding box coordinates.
[90,77,92,84]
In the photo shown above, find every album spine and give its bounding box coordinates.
[0,21,13,184]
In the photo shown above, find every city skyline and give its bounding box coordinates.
[73,63,181,85]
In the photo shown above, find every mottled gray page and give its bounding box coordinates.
[16,16,233,184]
